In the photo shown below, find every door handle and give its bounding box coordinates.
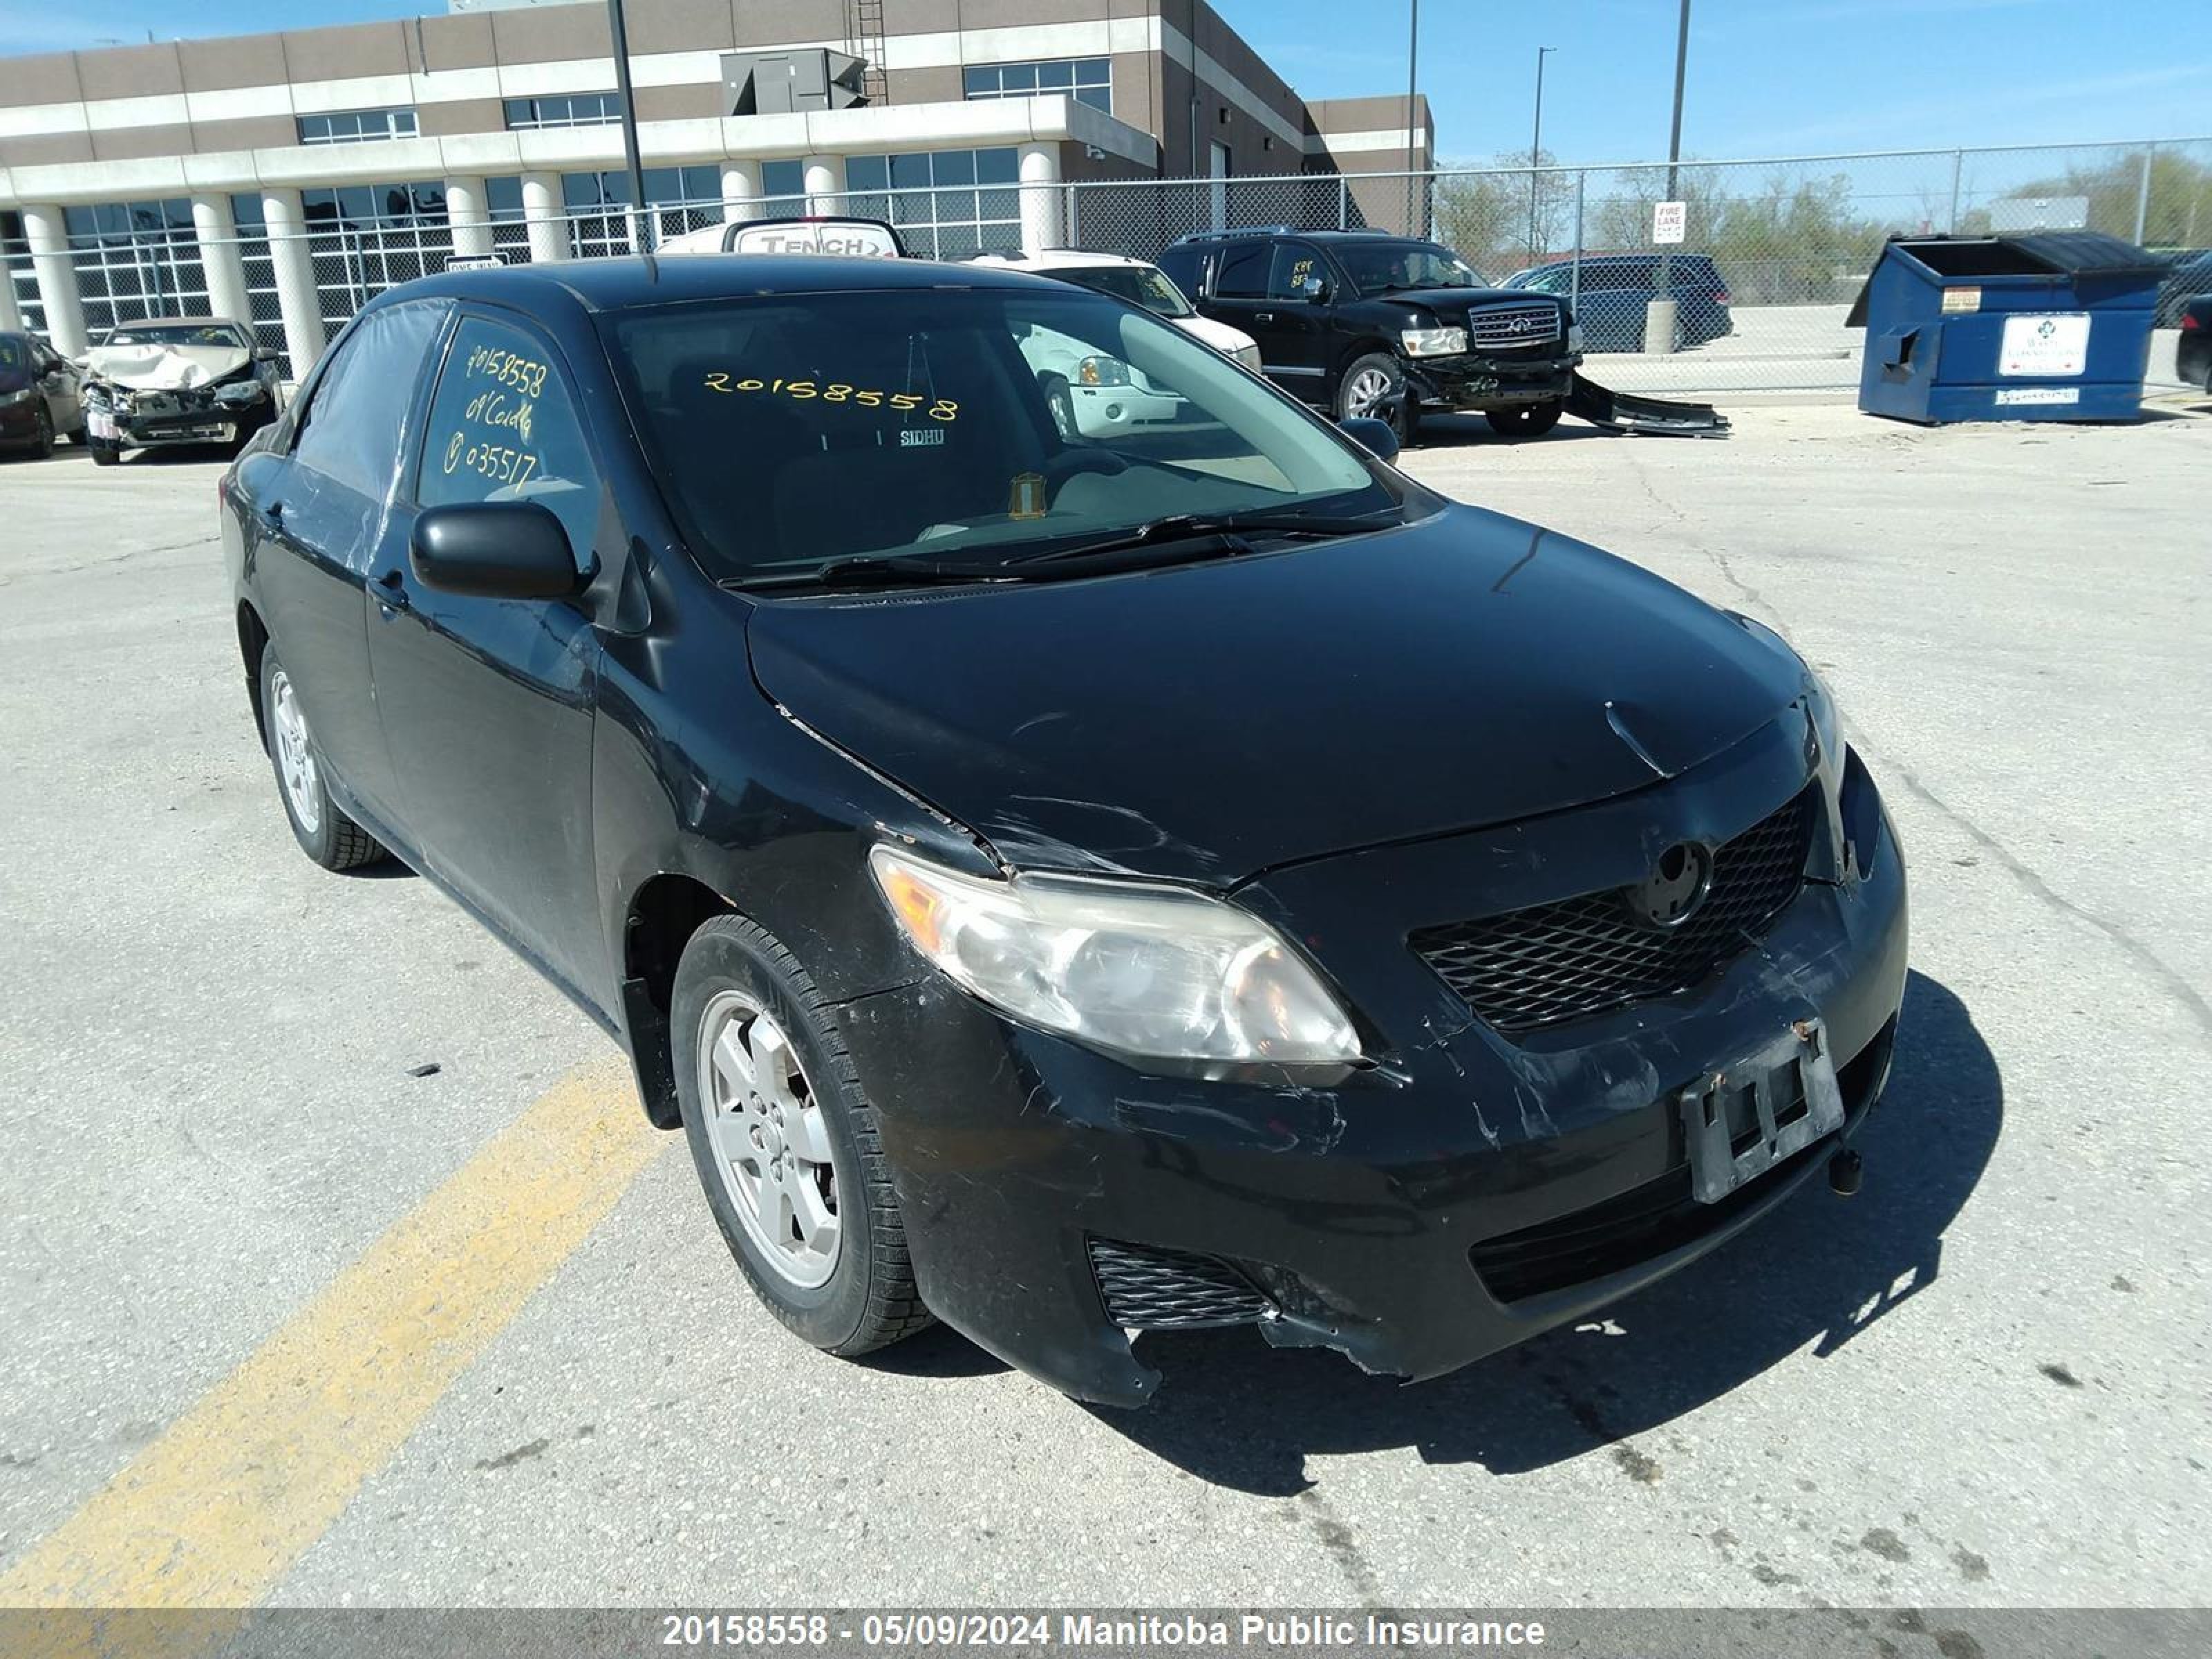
[1255,312,1275,324]
[373,571,411,613]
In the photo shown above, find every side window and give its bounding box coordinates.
[291,303,443,499]
[1212,241,1273,299]
[1266,242,1325,301]
[418,316,600,570]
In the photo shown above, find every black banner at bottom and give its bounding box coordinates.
[0,1606,2200,1659]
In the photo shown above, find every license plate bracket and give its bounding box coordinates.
[1678,1018,1845,1204]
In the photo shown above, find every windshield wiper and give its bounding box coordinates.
[1009,508,1402,568]
[720,554,1018,592]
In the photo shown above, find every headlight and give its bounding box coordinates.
[1234,343,1262,373]
[1400,326,1468,358]
[0,386,35,408]
[1567,322,1585,353]
[1077,355,1130,386]
[214,380,269,406]
[868,845,1362,1066]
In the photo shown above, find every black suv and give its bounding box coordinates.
[1505,253,1734,353]
[1159,229,1582,438]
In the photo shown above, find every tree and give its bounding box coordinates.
[1987,149,2212,249]
[1433,148,1575,272]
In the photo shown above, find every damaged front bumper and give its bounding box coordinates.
[1408,350,1581,411]
[87,383,269,448]
[837,718,1908,1407]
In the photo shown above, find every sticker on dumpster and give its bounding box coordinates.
[1941,286,1981,313]
[1998,312,2090,377]
[1652,201,1687,245]
[1994,386,2080,406]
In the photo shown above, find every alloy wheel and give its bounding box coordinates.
[1344,366,1395,418]
[269,668,321,834]
[696,991,841,1288]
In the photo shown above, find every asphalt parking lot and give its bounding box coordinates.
[1,397,2207,1613]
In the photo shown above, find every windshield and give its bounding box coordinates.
[0,336,26,372]
[1334,242,1485,295]
[606,286,1400,584]
[100,323,250,349]
[1049,264,1194,318]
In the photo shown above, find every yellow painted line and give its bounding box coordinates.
[0,1058,667,1646]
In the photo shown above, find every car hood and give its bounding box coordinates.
[1173,312,1257,356]
[1374,287,1565,321]
[747,505,1808,884]
[83,342,249,391]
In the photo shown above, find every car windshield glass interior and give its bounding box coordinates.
[1333,242,1482,294]
[606,288,1392,581]
[0,337,26,371]
[102,323,250,348]
[1053,265,1192,317]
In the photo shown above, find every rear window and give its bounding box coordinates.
[0,336,26,372]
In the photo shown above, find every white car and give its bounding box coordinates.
[973,250,1262,439]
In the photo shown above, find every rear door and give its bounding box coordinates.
[247,300,447,830]
[366,309,610,1003]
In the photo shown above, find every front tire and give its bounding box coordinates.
[89,435,120,467]
[23,404,55,460]
[1485,401,1564,438]
[259,648,387,871]
[673,915,931,1356]
[1335,351,1408,427]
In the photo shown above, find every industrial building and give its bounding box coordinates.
[0,0,1432,375]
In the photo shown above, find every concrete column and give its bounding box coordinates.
[21,205,86,358]
[521,171,568,264]
[190,194,252,326]
[1018,142,1064,254]
[0,260,21,334]
[802,154,844,216]
[259,188,327,375]
[444,176,494,259]
[720,158,761,222]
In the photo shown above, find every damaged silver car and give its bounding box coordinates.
[81,318,283,465]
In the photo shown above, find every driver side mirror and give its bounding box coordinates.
[1338,413,1400,462]
[252,345,279,363]
[1299,274,1331,303]
[411,501,589,600]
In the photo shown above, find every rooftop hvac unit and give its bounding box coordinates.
[722,49,871,115]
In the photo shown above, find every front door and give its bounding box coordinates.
[1202,238,1332,404]
[366,310,609,1006]
[249,299,448,830]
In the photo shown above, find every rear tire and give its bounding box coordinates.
[672,914,931,1357]
[258,648,387,872]
[1485,402,1564,438]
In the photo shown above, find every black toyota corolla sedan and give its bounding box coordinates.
[220,253,1906,1407]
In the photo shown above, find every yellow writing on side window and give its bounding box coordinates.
[701,373,958,422]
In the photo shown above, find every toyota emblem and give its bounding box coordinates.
[1622,842,1714,930]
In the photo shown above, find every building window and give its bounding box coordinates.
[843,149,1022,261]
[59,198,210,339]
[561,166,724,255]
[503,92,623,131]
[297,183,449,335]
[297,107,420,145]
[757,159,805,214]
[963,58,1110,114]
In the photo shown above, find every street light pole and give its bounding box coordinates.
[1528,46,1555,259]
[607,0,652,254]
[1651,0,1691,353]
[1405,0,1421,236]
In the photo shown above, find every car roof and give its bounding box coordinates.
[106,315,250,329]
[1181,229,1443,243]
[982,249,1159,270]
[373,252,1060,317]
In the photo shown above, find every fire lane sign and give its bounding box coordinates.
[1652,200,1687,245]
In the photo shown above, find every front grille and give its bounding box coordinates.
[1465,304,1562,350]
[1468,1020,1891,1302]
[1088,1238,1275,1330]
[1411,787,1817,1033]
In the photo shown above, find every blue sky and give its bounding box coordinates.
[0,0,2200,164]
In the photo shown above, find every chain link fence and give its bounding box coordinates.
[6,138,2206,392]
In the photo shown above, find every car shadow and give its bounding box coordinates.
[1409,413,1622,449]
[1083,968,1999,1493]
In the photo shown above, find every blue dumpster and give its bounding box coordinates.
[1845,232,2165,423]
